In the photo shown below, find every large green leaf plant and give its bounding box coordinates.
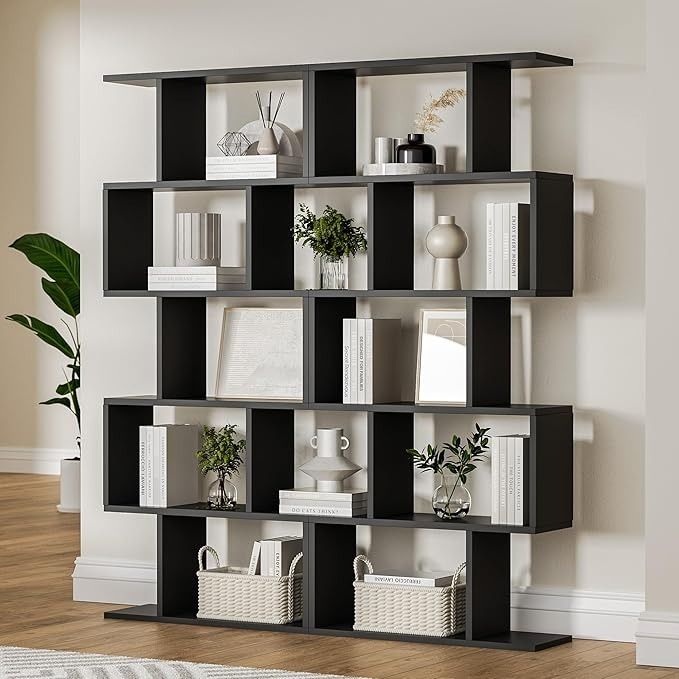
[6,234,81,456]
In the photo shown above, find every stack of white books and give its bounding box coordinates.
[486,202,530,290]
[147,266,247,291]
[206,155,303,180]
[278,488,368,517]
[490,435,529,525]
[138,424,201,508]
[342,319,401,404]
[247,536,303,576]
[363,569,455,587]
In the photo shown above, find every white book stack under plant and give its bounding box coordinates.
[206,155,303,180]
[486,202,530,290]
[148,266,247,291]
[279,488,368,517]
[342,318,401,404]
[138,424,201,508]
[490,434,529,525]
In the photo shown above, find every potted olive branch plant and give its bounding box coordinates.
[292,203,367,289]
[196,424,246,509]
[5,233,81,513]
[407,424,490,520]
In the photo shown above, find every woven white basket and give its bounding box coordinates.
[196,545,303,624]
[353,555,466,637]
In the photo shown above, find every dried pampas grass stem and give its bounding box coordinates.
[414,88,466,134]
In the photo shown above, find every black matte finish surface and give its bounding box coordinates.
[103,189,153,291]
[157,297,206,399]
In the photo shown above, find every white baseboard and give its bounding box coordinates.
[512,586,644,642]
[636,611,679,667]
[71,558,643,642]
[0,447,74,475]
[72,556,156,605]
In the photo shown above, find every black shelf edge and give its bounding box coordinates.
[103,53,572,87]
[310,623,571,651]
[104,289,307,298]
[103,396,572,416]
[102,171,573,192]
[104,604,306,634]
[105,503,305,521]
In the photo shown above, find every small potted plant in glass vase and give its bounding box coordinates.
[293,203,367,289]
[407,424,490,520]
[196,424,245,509]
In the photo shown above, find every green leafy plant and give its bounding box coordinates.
[195,424,245,478]
[293,204,367,261]
[407,424,490,513]
[6,233,81,456]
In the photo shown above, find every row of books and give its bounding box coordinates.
[490,435,528,525]
[486,202,530,290]
[247,536,303,576]
[147,266,247,291]
[139,424,201,507]
[206,155,303,180]
[278,488,367,517]
[342,318,401,404]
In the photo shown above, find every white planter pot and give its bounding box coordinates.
[58,458,80,513]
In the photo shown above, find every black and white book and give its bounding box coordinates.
[363,570,455,587]
[278,505,366,517]
[148,266,247,291]
[279,488,368,502]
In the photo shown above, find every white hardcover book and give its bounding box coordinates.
[279,488,368,502]
[279,498,368,509]
[486,203,495,289]
[279,505,365,517]
[357,318,366,404]
[509,203,519,290]
[260,540,271,576]
[350,319,358,404]
[502,202,511,288]
[148,282,249,291]
[149,267,246,275]
[145,426,153,506]
[514,439,524,526]
[364,319,373,404]
[506,438,516,525]
[139,426,147,507]
[161,424,201,507]
[149,274,246,283]
[342,319,351,404]
[152,426,161,507]
[493,203,504,289]
[491,438,500,523]
[247,541,261,576]
[158,427,168,507]
[363,571,455,587]
[499,437,507,524]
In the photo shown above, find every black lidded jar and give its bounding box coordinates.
[395,133,436,163]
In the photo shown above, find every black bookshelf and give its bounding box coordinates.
[102,51,574,652]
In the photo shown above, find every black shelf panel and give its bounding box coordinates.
[104,396,571,416]
[105,503,304,521]
[104,604,306,634]
[103,53,572,87]
[311,623,571,651]
[104,289,306,298]
[103,171,571,192]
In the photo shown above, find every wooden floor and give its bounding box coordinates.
[0,473,671,678]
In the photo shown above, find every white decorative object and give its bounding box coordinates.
[299,427,360,492]
[362,162,444,176]
[175,213,221,267]
[353,555,466,637]
[215,308,303,401]
[374,137,394,163]
[57,458,80,513]
[206,155,302,180]
[416,309,467,405]
[425,215,468,290]
[237,120,303,158]
[197,545,303,624]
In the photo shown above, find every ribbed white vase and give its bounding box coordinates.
[175,212,221,267]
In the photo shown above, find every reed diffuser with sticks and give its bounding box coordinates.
[255,90,285,155]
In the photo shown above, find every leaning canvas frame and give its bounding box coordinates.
[215,307,303,401]
[415,308,467,405]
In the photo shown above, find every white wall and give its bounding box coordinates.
[76,0,646,642]
[0,0,80,474]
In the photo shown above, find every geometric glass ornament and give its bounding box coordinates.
[217,132,252,156]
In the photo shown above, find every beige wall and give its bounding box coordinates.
[77,0,646,640]
[0,0,80,463]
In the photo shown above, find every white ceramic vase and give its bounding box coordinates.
[175,213,221,267]
[425,215,468,290]
[299,427,361,492]
[57,458,80,513]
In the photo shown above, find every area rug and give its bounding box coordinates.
[0,647,368,679]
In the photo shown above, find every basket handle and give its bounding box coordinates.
[286,552,303,621]
[451,561,466,623]
[353,554,374,581]
[197,545,220,571]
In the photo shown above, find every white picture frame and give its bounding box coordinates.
[215,307,303,401]
[415,308,467,405]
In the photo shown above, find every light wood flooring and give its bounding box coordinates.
[0,473,671,678]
